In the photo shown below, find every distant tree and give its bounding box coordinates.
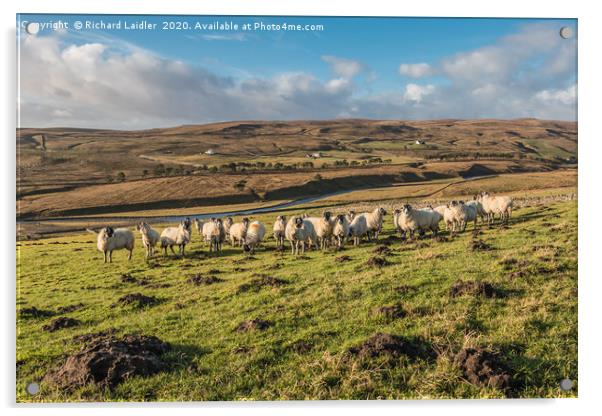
[314,173,323,181]
[165,167,174,176]
[209,166,218,173]
[234,179,247,191]
[142,169,149,177]
[106,175,114,183]
[116,172,126,182]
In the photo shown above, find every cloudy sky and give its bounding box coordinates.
[17,15,577,129]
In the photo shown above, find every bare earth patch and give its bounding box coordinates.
[348,333,434,361]
[187,274,224,285]
[455,347,512,391]
[235,319,272,332]
[113,293,160,308]
[42,317,80,332]
[237,274,288,293]
[450,280,498,298]
[44,334,170,390]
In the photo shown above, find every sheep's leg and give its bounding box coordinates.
[109,250,113,263]
[103,251,108,263]
[128,249,132,261]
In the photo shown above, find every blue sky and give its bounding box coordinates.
[17,14,577,128]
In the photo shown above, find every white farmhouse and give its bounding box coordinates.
[204,149,215,155]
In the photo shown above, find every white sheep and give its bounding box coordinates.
[305,211,335,250]
[136,221,160,258]
[202,217,217,244]
[285,216,312,255]
[206,218,226,253]
[160,219,191,256]
[446,201,469,233]
[393,204,439,239]
[243,221,266,254]
[229,218,250,247]
[348,207,386,244]
[223,217,234,242]
[332,214,350,248]
[88,226,135,263]
[272,215,287,249]
[477,192,513,225]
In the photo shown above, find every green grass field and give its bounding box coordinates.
[16,199,577,402]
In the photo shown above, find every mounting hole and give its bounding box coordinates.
[559,26,573,39]
[26,381,40,395]
[25,22,40,35]
[560,378,574,391]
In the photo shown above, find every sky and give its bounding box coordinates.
[17,15,577,129]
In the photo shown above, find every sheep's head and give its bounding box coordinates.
[379,207,387,216]
[215,218,223,225]
[182,218,191,229]
[295,217,304,229]
[336,214,345,224]
[225,217,234,227]
[102,226,114,238]
[242,217,250,226]
[323,211,332,221]
[393,208,401,215]
[277,215,286,223]
[348,210,356,218]
[401,204,412,215]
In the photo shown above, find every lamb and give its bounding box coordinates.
[272,215,287,249]
[348,207,386,244]
[304,211,335,249]
[136,221,160,258]
[477,192,513,225]
[205,218,226,253]
[332,214,350,248]
[229,218,250,247]
[393,204,439,239]
[160,219,191,256]
[285,216,312,255]
[243,221,266,254]
[87,226,135,263]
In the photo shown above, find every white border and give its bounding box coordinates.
[3,1,600,415]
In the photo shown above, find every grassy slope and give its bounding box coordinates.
[16,200,577,402]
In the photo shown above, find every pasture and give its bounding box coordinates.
[16,197,577,401]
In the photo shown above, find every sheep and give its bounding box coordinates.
[446,200,469,233]
[348,207,386,244]
[332,214,350,249]
[304,211,335,250]
[285,216,312,255]
[229,218,250,247]
[463,200,481,230]
[394,204,440,239]
[202,217,217,244]
[223,217,234,242]
[346,210,356,223]
[477,192,513,225]
[205,218,226,253]
[87,226,135,263]
[243,221,266,254]
[272,215,287,249]
[136,221,160,258]
[194,218,204,236]
[160,219,191,256]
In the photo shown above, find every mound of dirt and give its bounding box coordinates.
[57,303,85,314]
[394,285,414,295]
[43,317,80,332]
[349,333,433,361]
[72,328,118,344]
[113,293,159,308]
[450,280,497,298]
[455,347,512,390]
[19,306,54,319]
[187,274,224,285]
[372,245,392,256]
[470,239,492,251]
[120,273,137,283]
[237,274,287,293]
[335,255,352,263]
[434,235,449,243]
[235,319,272,332]
[371,304,406,320]
[44,334,170,390]
[365,256,390,267]
[207,269,221,274]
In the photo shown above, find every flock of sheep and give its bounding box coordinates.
[87,192,513,262]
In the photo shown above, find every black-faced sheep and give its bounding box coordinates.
[89,226,135,263]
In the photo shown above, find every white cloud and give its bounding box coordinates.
[321,55,364,79]
[535,85,577,106]
[398,63,432,78]
[403,84,435,103]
